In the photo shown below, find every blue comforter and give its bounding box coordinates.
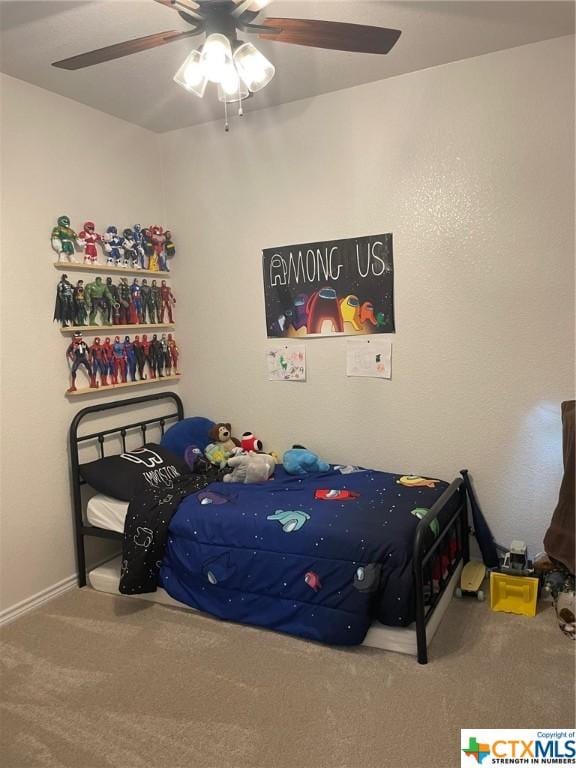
[159,466,448,645]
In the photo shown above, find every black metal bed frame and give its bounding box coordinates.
[69,391,469,664]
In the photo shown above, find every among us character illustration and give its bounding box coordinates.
[292,293,309,331]
[314,489,360,501]
[397,475,441,489]
[411,508,440,538]
[360,301,378,327]
[354,563,383,593]
[269,308,293,337]
[376,311,389,328]
[202,552,236,585]
[304,571,322,592]
[266,509,311,533]
[306,287,343,335]
[197,490,230,505]
[133,527,153,548]
[339,295,363,331]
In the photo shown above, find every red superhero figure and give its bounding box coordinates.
[159,280,176,323]
[78,221,102,265]
[149,225,165,272]
[141,334,154,379]
[102,337,115,384]
[112,335,127,384]
[90,336,109,387]
[66,331,96,392]
[167,333,179,374]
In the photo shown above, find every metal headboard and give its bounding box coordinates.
[69,391,184,586]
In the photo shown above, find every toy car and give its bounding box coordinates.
[455,560,486,601]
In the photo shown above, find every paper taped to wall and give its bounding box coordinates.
[267,345,306,382]
[346,339,392,379]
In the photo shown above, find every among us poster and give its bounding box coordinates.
[262,233,394,338]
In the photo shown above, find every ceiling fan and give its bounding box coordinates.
[52,0,401,130]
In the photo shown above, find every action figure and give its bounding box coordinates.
[77,221,102,265]
[159,280,176,323]
[118,278,132,324]
[149,225,165,272]
[133,335,147,380]
[160,334,170,375]
[131,278,143,324]
[105,277,121,325]
[167,333,179,374]
[124,336,137,382]
[53,274,75,327]
[142,228,154,269]
[141,334,153,379]
[85,276,113,326]
[150,334,164,378]
[140,279,154,323]
[151,280,161,322]
[51,215,77,263]
[66,331,96,391]
[90,337,109,387]
[133,224,147,270]
[164,230,175,272]
[102,337,115,384]
[122,228,138,269]
[73,280,88,326]
[103,226,124,267]
[112,335,127,384]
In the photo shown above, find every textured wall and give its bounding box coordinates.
[0,75,172,612]
[160,36,575,556]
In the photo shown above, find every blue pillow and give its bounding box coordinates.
[161,417,216,459]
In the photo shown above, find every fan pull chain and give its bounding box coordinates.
[238,83,244,117]
[224,98,230,132]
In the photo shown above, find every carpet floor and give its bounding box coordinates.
[1,588,574,768]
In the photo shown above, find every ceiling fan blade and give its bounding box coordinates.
[258,18,401,55]
[153,0,203,22]
[52,29,201,70]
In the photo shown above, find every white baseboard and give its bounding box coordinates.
[0,574,77,627]
[0,553,119,628]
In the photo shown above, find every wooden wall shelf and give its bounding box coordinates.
[66,374,181,397]
[60,323,175,335]
[53,262,172,278]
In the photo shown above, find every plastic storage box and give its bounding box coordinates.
[490,571,539,617]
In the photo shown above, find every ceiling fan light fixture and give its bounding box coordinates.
[200,33,233,83]
[217,63,250,102]
[233,42,275,93]
[173,48,208,97]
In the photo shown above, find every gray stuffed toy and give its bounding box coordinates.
[223,453,275,484]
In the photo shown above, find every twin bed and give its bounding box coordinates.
[70,392,469,663]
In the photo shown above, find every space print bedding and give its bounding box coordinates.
[120,462,449,646]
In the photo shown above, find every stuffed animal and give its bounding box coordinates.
[205,422,240,468]
[209,423,240,453]
[184,445,211,474]
[283,446,330,476]
[223,453,275,484]
[241,431,263,452]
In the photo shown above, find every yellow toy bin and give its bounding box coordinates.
[490,572,539,617]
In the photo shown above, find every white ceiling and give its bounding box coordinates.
[0,0,574,132]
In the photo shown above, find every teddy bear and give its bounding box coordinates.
[223,453,276,484]
[283,446,330,476]
[204,422,240,468]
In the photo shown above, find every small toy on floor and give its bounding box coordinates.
[455,560,486,601]
[283,446,330,475]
